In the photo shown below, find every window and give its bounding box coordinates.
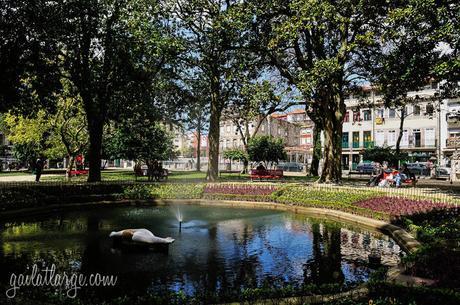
[353,111,361,122]
[400,129,409,147]
[389,109,396,118]
[425,128,435,147]
[375,131,385,146]
[388,130,396,146]
[342,132,349,148]
[376,109,384,118]
[363,110,372,121]
[343,111,350,123]
[352,132,360,148]
[363,131,372,147]
[413,105,421,116]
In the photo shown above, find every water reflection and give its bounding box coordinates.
[0,206,401,301]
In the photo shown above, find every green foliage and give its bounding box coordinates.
[363,146,408,166]
[367,282,460,305]
[271,186,388,220]
[3,79,88,168]
[247,136,287,166]
[122,184,205,200]
[223,148,248,162]
[397,210,460,287]
[106,121,175,163]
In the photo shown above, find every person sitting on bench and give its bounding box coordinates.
[256,163,266,171]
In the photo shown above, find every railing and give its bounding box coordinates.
[342,142,349,148]
[447,138,460,149]
[352,142,360,148]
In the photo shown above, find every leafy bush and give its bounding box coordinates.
[122,184,205,200]
[204,183,278,195]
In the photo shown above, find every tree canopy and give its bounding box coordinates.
[247,136,286,167]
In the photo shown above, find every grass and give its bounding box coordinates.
[0,171,32,176]
[39,169,319,183]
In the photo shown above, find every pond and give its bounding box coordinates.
[0,205,402,303]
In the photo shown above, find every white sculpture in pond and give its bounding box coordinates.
[109,228,175,244]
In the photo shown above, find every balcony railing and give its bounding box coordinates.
[447,138,460,149]
[342,142,349,148]
[363,141,374,148]
[352,142,360,148]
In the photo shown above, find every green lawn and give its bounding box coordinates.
[41,169,318,183]
[0,171,31,176]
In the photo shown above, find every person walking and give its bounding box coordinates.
[35,157,44,182]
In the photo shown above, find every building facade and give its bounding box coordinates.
[219,111,313,165]
[341,83,450,170]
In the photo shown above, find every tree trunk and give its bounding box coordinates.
[196,122,201,172]
[242,159,249,174]
[310,124,322,176]
[319,95,344,183]
[66,156,75,181]
[207,92,221,181]
[395,107,406,156]
[87,118,104,182]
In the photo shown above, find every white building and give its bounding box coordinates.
[341,83,449,170]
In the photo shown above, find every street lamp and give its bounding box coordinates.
[432,85,446,168]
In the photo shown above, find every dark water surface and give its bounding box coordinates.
[0,205,401,301]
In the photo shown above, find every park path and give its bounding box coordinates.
[0,174,60,182]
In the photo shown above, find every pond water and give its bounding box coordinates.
[0,205,401,302]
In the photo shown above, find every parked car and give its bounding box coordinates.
[406,163,430,176]
[276,162,304,172]
[356,162,374,174]
[435,166,451,180]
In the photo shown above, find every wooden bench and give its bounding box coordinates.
[250,169,283,181]
[69,169,88,176]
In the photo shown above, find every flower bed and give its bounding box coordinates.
[204,183,278,195]
[354,196,457,217]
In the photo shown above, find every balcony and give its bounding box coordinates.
[352,142,360,148]
[447,138,460,149]
[342,142,349,148]
[363,141,374,148]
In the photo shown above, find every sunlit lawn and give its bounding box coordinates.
[0,171,31,176]
[40,169,316,183]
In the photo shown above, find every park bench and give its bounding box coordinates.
[69,169,88,176]
[250,169,283,181]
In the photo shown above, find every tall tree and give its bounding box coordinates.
[0,0,62,113]
[169,0,252,181]
[223,80,295,173]
[363,0,439,155]
[249,0,393,183]
[182,78,210,172]
[57,0,182,181]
